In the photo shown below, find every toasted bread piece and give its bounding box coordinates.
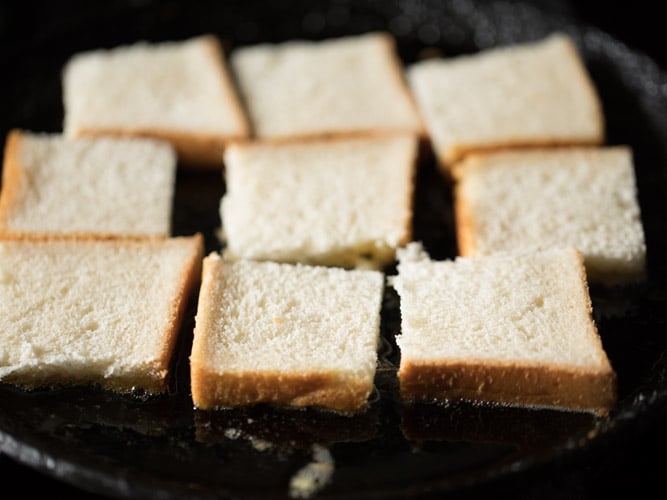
[220,133,418,270]
[391,243,617,415]
[407,33,604,175]
[62,34,249,168]
[0,234,204,394]
[190,254,384,413]
[0,130,176,238]
[230,32,424,141]
[453,146,646,285]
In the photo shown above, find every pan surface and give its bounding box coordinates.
[1,1,666,498]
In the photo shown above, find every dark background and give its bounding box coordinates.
[0,1,665,499]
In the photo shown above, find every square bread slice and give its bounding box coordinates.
[190,253,385,413]
[0,130,177,238]
[391,243,617,415]
[453,146,647,285]
[220,133,418,270]
[62,34,249,168]
[407,32,604,174]
[0,234,204,394]
[229,31,424,141]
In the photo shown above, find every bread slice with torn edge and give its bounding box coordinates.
[62,34,249,168]
[190,253,384,413]
[390,242,616,416]
[220,133,418,270]
[453,146,646,286]
[229,31,424,142]
[0,130,177,238]
[0,234,204,395]
[407,33,604,176]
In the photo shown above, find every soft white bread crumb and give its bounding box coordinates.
[407,33,604,173]
[220,133,418,269]
[0,234,204,394]
[0,130,176,238]
[391,243,616,415]
[190,254,384,413]
[62,34,249,167]
[454,146,646,285]
[230,31,424,141]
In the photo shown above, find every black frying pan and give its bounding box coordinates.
[1,1,666,498]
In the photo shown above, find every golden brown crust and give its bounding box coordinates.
[0,129,27,233]
[0,232,173,243]
[191,367,373,414]
[443,136,605,177]
[155,232,204,391]
[231,127,424,151]
[452,177,477,257]
[398,359,616,416]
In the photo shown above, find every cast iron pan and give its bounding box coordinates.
[1,1,666,498]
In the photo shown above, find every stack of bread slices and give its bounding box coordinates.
[0,30,646,417]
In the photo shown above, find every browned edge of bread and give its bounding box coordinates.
[191,367,374,414]
[452,174,476,257]
[155,232,205,394]
[0,129,25,233]
[398,360,617,416]
[444,136,606,178]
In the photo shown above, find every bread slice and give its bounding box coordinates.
[190,253,384,413]
[0,234,204,394]
[62,34,249,168]
[0,130,177,238]
[454,146,647,285]
[407,33,604,174]
[229,31,424,141]
[390,243,617,415]
[220,133,418,270]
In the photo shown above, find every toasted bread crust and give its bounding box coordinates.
[398,359,616,416]
[191,367,373,414]
[156,233,204,390]
[0,129,26,233]
[444,136,605,176]
[452,178,476,256]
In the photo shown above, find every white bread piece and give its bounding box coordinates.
[454,146,647,285]
[230,31,424,141]
[220,133,418,270]
[391,243,616,415]
[0,130,176,238]
[407,33,604,173]
[190,254,384,413]
[0,234,204,394]
[62,34,249,168]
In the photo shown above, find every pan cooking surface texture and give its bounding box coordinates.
[1,1,666,498]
